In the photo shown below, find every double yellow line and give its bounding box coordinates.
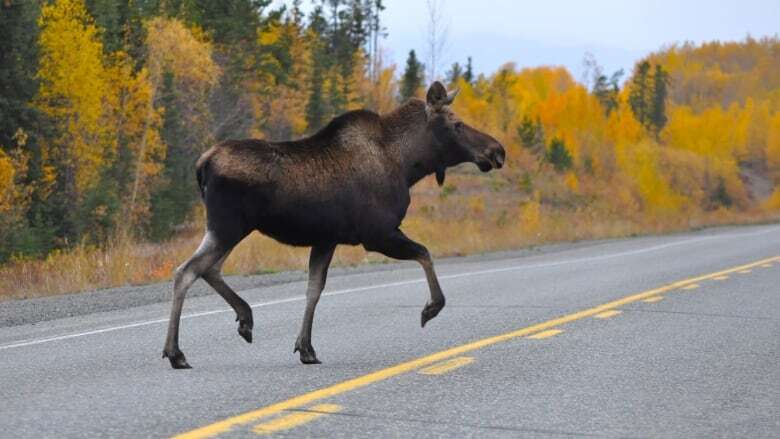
[175,255,780,439]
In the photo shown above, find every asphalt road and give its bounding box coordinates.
[2,224,780,438]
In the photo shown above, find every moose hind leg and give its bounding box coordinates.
[163,231,227,369]
[365,230,445,327]
[294,244,336,365]
[202,252,254,344]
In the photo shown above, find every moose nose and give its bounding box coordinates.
[491,143,506,169]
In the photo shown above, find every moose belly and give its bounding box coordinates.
[253,196,364,247]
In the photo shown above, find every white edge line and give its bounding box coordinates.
[1,226,778,351]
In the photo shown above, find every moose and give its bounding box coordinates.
[163,81,505,369]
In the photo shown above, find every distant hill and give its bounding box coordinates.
[646,37,780,111]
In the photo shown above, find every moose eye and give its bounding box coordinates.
[454,122,464,130]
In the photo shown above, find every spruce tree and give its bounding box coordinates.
[0,0,51,258]
[400,50,424,101]
[446,62,462,85]
[463,56,474,84]
[650,64,670,138]
[593,69,623,116]
[516,115,545,155]
[628,61,651,127]
[546,137,573,172]
[306,6,329,131]
[85,0,129,53]
[629,61,670,138]
[0,0,41,150]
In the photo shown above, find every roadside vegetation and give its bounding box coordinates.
[2,0,780,299]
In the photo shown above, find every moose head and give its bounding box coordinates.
[423,81,506,185]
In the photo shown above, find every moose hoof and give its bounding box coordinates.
[163,349,192,369]
[294,341,321,365]
[421,299,445,328]
[238,320,253,344]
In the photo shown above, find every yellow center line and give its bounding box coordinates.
[681,283,700,290]
[593,310,622,319]
[252,404,342,435]
[418,356,475,375]
[174,255,780,439]
[713,275,729,280]
[527,329,563,339]
[642,296,664,303]
[760,264,772,268]
[738,269,752,274]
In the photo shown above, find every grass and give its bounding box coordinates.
[1,173,778,301]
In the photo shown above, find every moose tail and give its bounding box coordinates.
[195,146,219,201]
[195,160,209,200]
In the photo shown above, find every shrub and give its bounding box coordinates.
[546,137,573,172]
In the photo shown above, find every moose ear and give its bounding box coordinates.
[444,88,460,105]
[426,81,448,109]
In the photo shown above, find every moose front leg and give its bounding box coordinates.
[294,244,336,364]
[365,229,445,327]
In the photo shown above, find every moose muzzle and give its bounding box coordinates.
[476,142,506,172]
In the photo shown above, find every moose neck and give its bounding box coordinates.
[382,99,442,188]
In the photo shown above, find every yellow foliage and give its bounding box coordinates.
[0,150,20,216]
[647,37,780,112]
[767,113,780,181]
[36,0,110,195]
[615,140,684,215]
[370,65,399,114]
[145,17,220,91]
[251,16,311,138]
[104,52,166,225]
[144,16,220,158]
[664,105,747,159]
[0,148,32,247]
[258,20,282,46]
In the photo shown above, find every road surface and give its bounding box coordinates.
[2,224,780,438]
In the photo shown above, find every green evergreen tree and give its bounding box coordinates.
[0,0,60,258]
[304,1,374,130]
[516,115,545,155]
[628,61,651,127]
[149,72,195,239]
[546,137,573,172]
[0,0,41,150]
[446,62,462,85]
[85,0,164,64]
[463,56,474,84]
[400,50,424,101]
[85,0,129,53]
[629,61,670,138]
[593,69,623,116]
[709,177,732,209]
[650,64,670,138]
[178,0,277,140]
[306,5,329,131]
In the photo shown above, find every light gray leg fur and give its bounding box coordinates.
[418,253,446,327]
[163,231,226,369]
[294,244,336,364]
[202,252,254,343]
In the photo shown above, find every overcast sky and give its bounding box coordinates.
[274,0,779,83]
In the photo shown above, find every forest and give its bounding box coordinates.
[1,0,780,298]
